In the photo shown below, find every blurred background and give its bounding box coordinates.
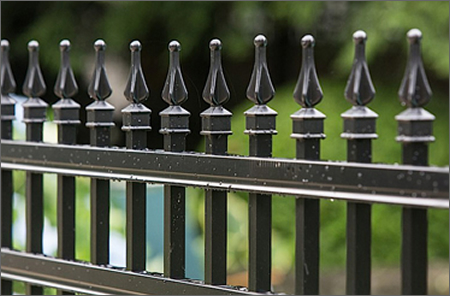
[2,1,449,295]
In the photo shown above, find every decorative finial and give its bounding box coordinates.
[344,30,375,106]
[22,40,46,98]
[246,34,275,105]
[87,39,112,101]
[293,34,323,108]
[398,28,432,107]
[54,39,78,99]
[202,38,230,106]
[124,40,149,104]
[161,40,188,105]
[1,39,16,95]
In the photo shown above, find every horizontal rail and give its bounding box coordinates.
[1,140,448,209]
[1,249,259,295]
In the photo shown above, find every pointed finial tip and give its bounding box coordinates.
[1,39,10,49]
[353,30,367,44]
[94,39,106,51]
[209,39,222,51]
[130,40,142,52]
[168,40,181,52]
[27,40,39,51]
[301,35,315,48]
[254,35,267,47]
[59,39,71,51]
[407,28,422,44]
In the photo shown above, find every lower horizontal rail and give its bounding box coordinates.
[1,249,260,295]
[1,273,108,295]
[1,140,448,208]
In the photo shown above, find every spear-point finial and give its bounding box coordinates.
[293,34,323,108]
[344,30,375,106]
[22,40,46,98]
[87,39,112,101]
[54,39,78,99]
[202,38,230,106]
[1,39,16,95]
[246,34,275,105]
[124,40,149,104]
[161,40,188,106]
[398,28,432,107]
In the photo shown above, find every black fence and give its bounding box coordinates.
[1,29,448,295]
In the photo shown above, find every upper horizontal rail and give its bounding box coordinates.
[1,249,259,295]
[2,140,448,209]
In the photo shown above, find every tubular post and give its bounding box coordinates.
[122,40,152,272]
[244,35,277,292]
[1,39,17,296]
[22,40,48,295]
[52,39,81,295]
[396,29,434,295]
[86,39,114,266]
[341,30,378,295]
[201,39,232,285]
[291,34,325,295]
[160,40,190,279]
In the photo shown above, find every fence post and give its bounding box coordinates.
[291,35,325,295]
[86,39,114,266]
[396,29,434,295]
[201,39,232,285]
[245,35,277,292]
[22,40,48,295]
[341,30,377,295]
[1,39,16,296]
[160,40,190,279]
[122,40,151,272]
[52,39,80,295]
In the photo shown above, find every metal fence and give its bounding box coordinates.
[1,29,448,295]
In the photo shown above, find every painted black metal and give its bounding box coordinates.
[123,40,151,272]
[292,34,324,295]
[342,31,376,295]
[161,40,190,279]
[245,35,276,292]
[397,29,432,295]
[53,41,80,281]
[86,39,114,266]
[1,39,16,296]
[201,38,232,285]
[22,39,47,295]
[1,140,448,208]
[398,29,432,108]
[1,249,264,295]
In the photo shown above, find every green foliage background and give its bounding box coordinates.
[2,1,448,293]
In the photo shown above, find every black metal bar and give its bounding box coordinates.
[346,201,371,294]
[201,38,232,285]
[291,34,325,295]
[396,29,434,295]
[160,40,190,279]
[400,143,429,295]
[86,39,114,266]
[1,38,16,296]
[53,39,80,295]
[341,31,377,295]
[122,40,151,272]
[401,143,429,295]
[1,140,448,208]
[245,35,277,292]
[22,39,48,295]
[1,249,264,295]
